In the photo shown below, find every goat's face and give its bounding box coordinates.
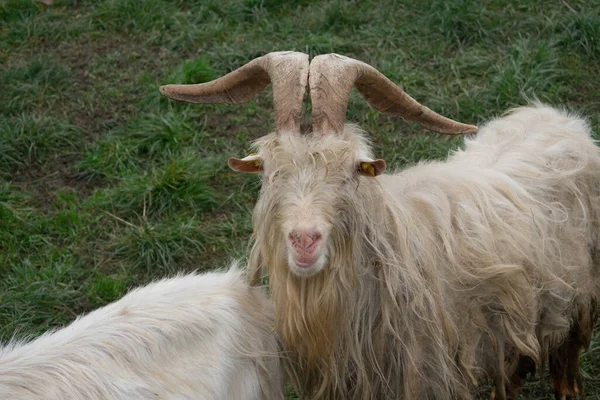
[229,128,385,278]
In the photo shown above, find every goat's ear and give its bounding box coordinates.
[356,158,386,177]
[228,154,263,174]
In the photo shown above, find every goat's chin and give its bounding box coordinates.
[287,253,328,278]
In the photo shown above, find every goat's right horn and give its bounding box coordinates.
[309,54,478,135]
[160,51,309,134]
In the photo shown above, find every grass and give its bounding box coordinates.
[1,0,599,398]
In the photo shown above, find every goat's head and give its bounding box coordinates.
[160,53,477,279]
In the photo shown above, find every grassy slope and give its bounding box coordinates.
[1,0,599,398]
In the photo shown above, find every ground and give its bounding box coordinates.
[1,0,599,398]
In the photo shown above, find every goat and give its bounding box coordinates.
[0,263,285,400]
[161,52,600,400]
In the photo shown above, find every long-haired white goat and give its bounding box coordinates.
[0,263,285,400]
[161,52,600,400]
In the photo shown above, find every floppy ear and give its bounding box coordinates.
[228,154,263,173]
[356,158,386,177]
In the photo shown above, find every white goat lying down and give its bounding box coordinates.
[0,264,285,400]
[161,52,600,400]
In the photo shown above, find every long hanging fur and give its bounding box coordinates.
[248,104,600,399]
[0,263,285,400]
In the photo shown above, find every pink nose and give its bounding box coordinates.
[288,229,322,261]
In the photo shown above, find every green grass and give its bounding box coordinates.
[1,0,599,398]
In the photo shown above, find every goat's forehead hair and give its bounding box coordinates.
[251,124,374,159]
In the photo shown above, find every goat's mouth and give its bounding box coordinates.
[294,256,317,268]
[291,250,321,268]
[287,251,327,277]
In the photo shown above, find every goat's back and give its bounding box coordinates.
[0,264,284,400]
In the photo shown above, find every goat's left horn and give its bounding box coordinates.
[309,54,478,135]
[160,51,309,134]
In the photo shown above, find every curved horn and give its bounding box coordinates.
[309,54,477,135]
[160,51,309,134]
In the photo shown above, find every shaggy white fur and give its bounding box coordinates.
[246,104,600,399]
[0,263,285,400]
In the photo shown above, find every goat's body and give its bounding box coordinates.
[251,104,600,398]
[0,265,285,400]
[382,104,600,396]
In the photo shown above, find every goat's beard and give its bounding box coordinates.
[250,229,358,396]
[273,244,351,366]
